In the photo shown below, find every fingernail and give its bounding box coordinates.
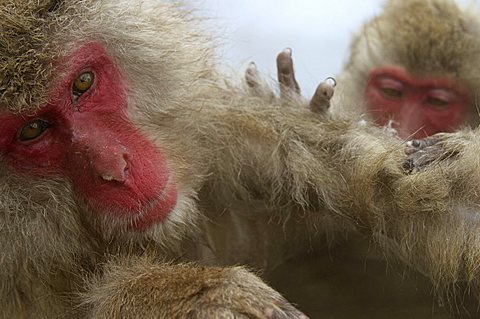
[325,77,336,87]
[283,47,292,56]
[410,140,421,148]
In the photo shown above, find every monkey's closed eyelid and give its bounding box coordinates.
[375,76,404,90]
[427,89,456,101]
[424,97,450,109]
[424,89,457,109]
[379,87,404,99]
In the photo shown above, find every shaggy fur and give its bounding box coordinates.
[334,0,480,127]
[1,0,480,318]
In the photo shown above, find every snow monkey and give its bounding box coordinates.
[336,0,480,139]
[267,0,480,140]
[246,0,480,316]
[248,0,480,317]
[4,1,480,319]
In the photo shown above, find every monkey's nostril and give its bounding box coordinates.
[101,174,115,182]
[123,154,130,173]
[98,153,130,183]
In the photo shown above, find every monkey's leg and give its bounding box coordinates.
[83,257,307,319]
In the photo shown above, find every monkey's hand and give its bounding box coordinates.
[277,47,336,112]
[402,132,470,173]
[390,130,480,301]
[245,48,335,112]
[403,134,451,173]
[244,48,302,104]
[84,258,308,319]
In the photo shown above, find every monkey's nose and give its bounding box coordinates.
[71,131,131,183]
[99,153,129,183]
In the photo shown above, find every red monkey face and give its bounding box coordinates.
[0,43,177,231]
[365,66,470,139]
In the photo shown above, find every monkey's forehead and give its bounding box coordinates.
[0,0,73,113]
[0,0,217,114]
[359,0,480,84]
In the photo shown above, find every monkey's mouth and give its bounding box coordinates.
[128,180,178,231]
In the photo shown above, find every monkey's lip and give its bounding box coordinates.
[128,181,178,231]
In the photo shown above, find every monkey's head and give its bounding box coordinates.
[341,0,480,139]
[0,0,215,261]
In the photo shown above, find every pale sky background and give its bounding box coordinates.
[187,0,474,96]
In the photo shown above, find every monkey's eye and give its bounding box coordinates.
[18,119,50,142]
[380,87,403,99]
[425,97,450,109]
[72,71,94,100]
[425,89,455,110]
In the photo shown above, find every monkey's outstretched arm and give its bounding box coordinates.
[83,257,307,319]
[193,103,404,223]
[188,100,480,296]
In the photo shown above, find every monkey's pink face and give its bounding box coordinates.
[365,66,469,139]
[0,43,177,231]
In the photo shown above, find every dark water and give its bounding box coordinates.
[267,243,457,319]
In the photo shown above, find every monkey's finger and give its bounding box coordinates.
[324,77,337,88]
[245,62,262,89]
[245,61,275,98]
[405,135,445,155]
[276,48,301,99]
[309,77,336,113]
[403,134,453,173]
[403,149,448,173]
[403,150,428,173]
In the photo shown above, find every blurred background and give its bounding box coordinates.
[188,0,473,96]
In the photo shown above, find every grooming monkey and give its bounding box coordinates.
[245,0,480,317]
[336,0,480,139]
[265,0,480,139]
[4,1,480,319]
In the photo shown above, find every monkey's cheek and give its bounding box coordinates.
[128,181,178,231]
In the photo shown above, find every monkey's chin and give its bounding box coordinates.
[128,182,178,231]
